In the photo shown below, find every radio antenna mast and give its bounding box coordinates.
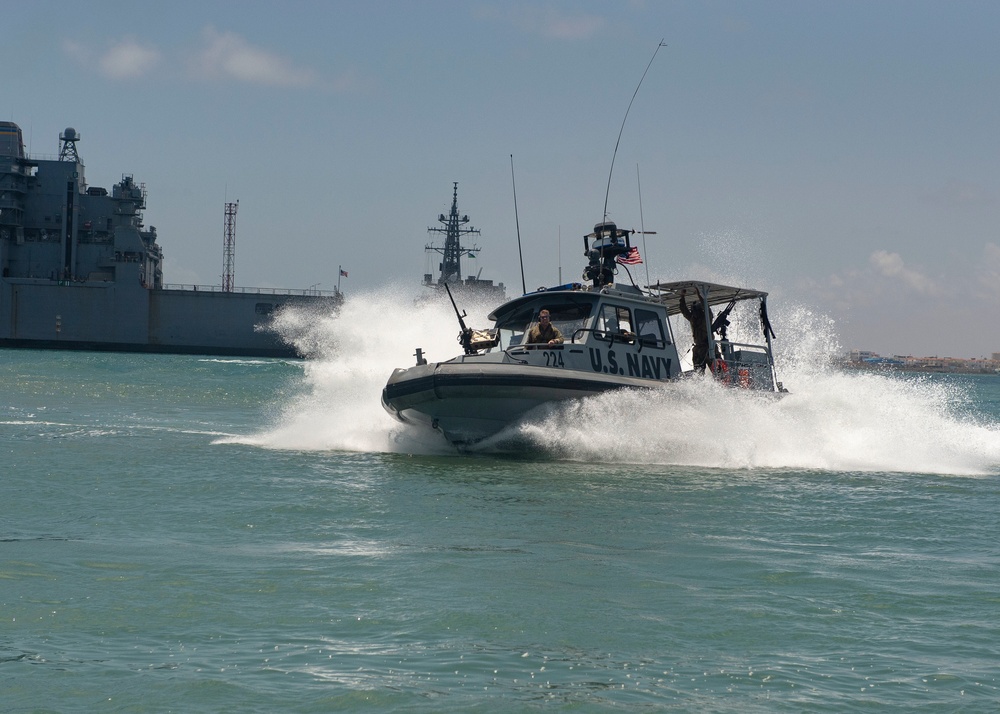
[602,39,666,223]
[637,164,651,288]
[510,154,526,295]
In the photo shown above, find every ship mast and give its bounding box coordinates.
[426,182,480,286]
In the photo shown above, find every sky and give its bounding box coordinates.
[4,0,998,358]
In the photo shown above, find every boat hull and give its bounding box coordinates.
[381,361,656,445]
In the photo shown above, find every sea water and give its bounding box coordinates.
[2,289,1000,712]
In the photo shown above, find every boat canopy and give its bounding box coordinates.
[647,280,769,317]
[487,290,602,325]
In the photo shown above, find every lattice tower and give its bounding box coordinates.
[223,201,238,292]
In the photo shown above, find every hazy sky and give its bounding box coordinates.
[5,1,998,358]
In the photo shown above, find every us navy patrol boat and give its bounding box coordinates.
[382,220,784,446]
[0,121,341,357]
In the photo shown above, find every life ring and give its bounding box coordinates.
[710,359,729,383]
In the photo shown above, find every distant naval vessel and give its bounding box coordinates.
[423,182,505,302]
[0,122,341,357]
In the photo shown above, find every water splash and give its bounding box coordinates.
[512,371,999,475]
[240,288,1000,475]
[231,285,495,455]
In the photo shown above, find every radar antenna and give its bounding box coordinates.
[58,127,80,162]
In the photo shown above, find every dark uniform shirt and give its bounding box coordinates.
[679,295,713,368]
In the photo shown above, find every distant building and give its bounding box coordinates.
[844,349,1000,374]
[849,350,879,362]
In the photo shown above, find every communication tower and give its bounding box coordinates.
[223,200,238,292]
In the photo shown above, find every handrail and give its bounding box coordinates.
[501,347,530,364]
[506,342,564,354]
[159,284,341,298]
[719,340,769,354]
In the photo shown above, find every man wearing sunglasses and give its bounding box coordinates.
[527,309,564,346]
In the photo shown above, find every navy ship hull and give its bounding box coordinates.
[0,121,340,357]
[0,280,335,357]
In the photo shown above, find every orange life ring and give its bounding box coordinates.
[710,359,729,383]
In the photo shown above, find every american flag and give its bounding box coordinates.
[615,247,642,265]
[340,269,349,277]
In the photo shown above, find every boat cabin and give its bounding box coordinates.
[473,286,681,383]
[460,277,780,391]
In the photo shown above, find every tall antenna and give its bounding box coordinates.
[637,164,650,288]
[558,225,562,284]
[510,155,526,295]
[223,200,238,292]
[602,39,666,222]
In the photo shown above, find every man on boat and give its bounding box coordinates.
[527,309,564,345]
[679,290,713,372]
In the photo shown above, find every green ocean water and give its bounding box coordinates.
[2,344,1000,712]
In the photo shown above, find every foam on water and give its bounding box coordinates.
[242,288,1000,475]
[507,371,1000,475]
[231,285,490,454]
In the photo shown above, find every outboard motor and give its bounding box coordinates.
[583,221,632,287]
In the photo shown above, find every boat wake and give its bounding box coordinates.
[237,287,1000,476]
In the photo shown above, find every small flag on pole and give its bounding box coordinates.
[615,247,642,265]
[340,269,349,277]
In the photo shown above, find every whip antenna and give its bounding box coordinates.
[603,39,666,223]
[637,163,651,288]
[510,154,526,295]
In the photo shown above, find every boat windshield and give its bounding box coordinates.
[492,299,594,349]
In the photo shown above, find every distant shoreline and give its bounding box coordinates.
[840,352,1000,377]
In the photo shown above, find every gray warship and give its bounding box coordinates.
[423,183,505,302]
[0,122,341,357]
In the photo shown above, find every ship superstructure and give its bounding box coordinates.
[423,183,505,301]
[0,121,340,357]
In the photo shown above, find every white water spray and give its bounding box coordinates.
[235,287,1000,475]
[229,285,496,455]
